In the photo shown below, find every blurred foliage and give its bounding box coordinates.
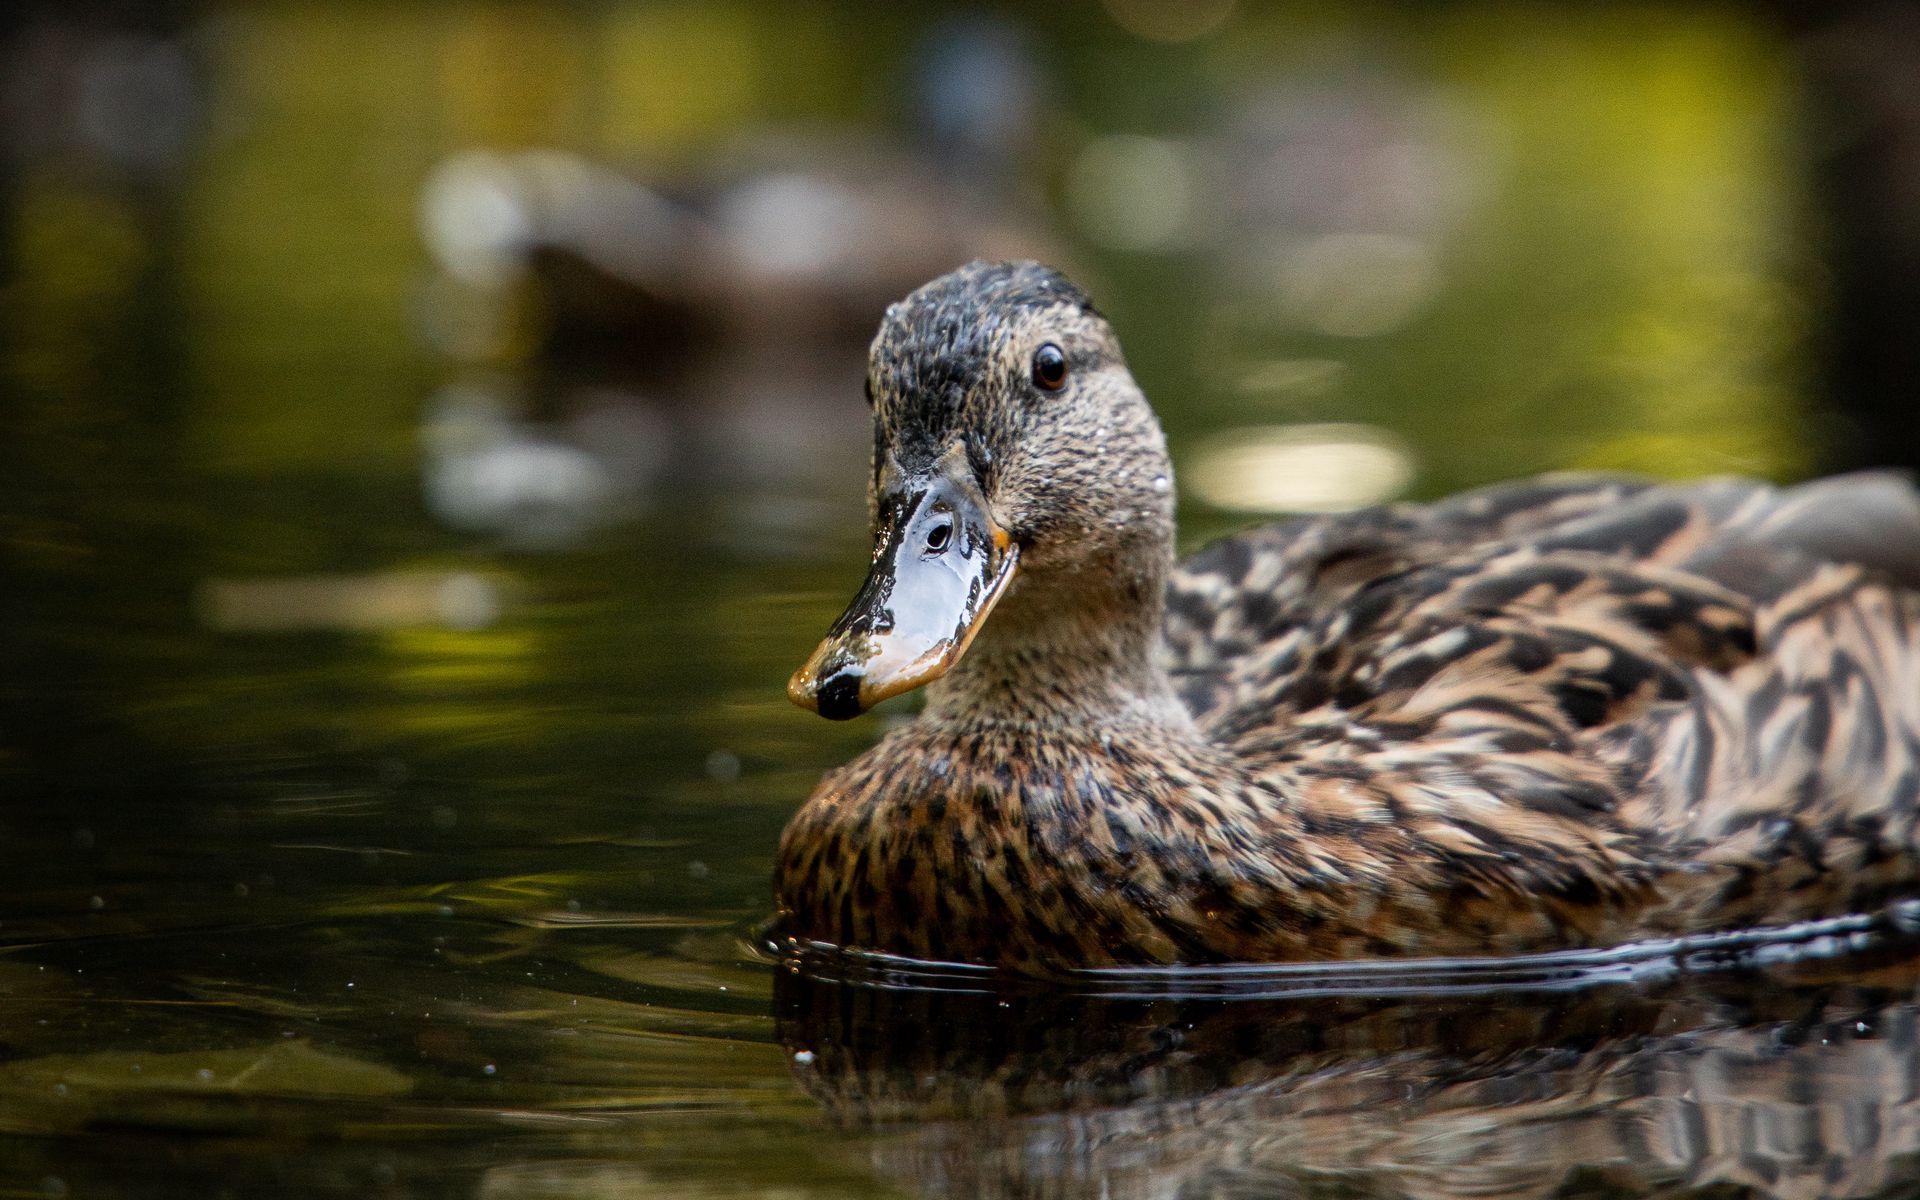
[1081,3,1810,516]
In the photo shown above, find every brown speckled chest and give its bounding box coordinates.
[775,718,1663,971]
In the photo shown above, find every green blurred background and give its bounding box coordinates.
[7,0,1917,786]
[2,2,1920,1195]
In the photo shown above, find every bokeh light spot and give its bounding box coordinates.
[1185,423,1415,513]
[1066,135,1203,253]
[1102,0,1236,44]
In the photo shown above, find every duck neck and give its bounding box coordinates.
[921,540,1191,733]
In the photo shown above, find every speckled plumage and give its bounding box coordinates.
[776,260,1920,972]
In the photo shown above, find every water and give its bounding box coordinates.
[779,950,1920,1199]
[6,3,1914,1196]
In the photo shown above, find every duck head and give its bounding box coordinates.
[790,260,1175,720]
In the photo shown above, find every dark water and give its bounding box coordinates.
[6,3,1918,1197]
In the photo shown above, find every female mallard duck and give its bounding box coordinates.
[776,259,1920,972]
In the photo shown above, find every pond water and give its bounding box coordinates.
[5,3,1916,1197]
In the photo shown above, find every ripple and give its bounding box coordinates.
[775,903,1920,1000]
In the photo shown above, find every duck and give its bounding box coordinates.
[774,259,1920,973]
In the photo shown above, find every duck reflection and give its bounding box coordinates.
[775,936,1920,1200]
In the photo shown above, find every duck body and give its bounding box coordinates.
[776,261,1920,972]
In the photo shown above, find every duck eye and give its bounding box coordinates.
[924,518,953,554]
[1030,343,1068,392]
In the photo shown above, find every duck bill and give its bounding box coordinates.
[789,467,1018,721]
